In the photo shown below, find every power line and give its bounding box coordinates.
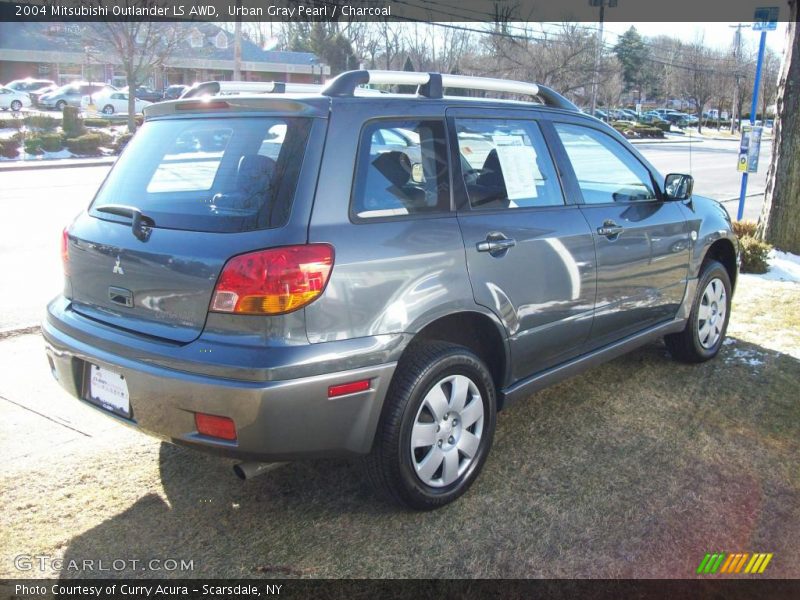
[301,1,751,77]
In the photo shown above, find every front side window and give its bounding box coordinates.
[554,123,658,204]
[455,118,564,209]
[91,117,312,233]
[352,119,449,219]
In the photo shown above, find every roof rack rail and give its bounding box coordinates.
[180,80,323,98]
[321,70,579,112]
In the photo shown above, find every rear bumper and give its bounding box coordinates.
[42,298,403,461]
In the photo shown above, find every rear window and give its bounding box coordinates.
[91,117,312,233]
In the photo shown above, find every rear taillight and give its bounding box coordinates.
[61,227,70,274]
[210,244,334,315]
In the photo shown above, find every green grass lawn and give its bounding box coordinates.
[1,278,798,579]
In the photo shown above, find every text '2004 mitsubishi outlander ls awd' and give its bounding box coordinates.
[44,71,738,509]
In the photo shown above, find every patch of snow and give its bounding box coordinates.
[763,249,800,283]
[21,149,73,160]
[0,127,19,140]
[724,347,767,368]
[740,249,800,284]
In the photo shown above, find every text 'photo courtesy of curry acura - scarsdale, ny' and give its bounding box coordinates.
[1,0,799,599]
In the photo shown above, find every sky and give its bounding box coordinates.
[603,22,788,55]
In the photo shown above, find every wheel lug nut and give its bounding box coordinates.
[448,436,455,444]
[453,419,458,426]
[436,425,441,432]
[437,440,443,448]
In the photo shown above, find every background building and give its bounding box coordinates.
[0,22,329,88]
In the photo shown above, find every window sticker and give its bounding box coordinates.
[491,134,540,199]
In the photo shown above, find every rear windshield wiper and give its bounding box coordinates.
[95,204,155,241]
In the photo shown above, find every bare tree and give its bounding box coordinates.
[678,37,718,132]
[758,0,800,252]
[760,48,781,119]
[380,21,404,70]
[598,60,625,108]
[85,16,181,133]
[479,22,598,102]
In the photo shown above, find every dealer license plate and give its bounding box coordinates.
[85,364,130,418]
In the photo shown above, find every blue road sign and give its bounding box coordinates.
[753,7,779,30]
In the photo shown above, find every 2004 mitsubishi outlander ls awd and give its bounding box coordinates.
[44,71,738,510]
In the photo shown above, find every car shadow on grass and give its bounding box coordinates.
[58,338,800,579]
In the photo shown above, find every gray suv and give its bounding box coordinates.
[43,71,738,509]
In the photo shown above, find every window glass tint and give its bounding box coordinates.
[455,119,563,209]
[352,120,449,219]
[555,123,657,204]
[91,117,312,233]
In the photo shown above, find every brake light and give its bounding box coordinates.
[195,412,237,441]
[61,227,70,274]
[211,244,334,315]
[176,100,230,111]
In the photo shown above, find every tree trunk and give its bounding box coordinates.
[758,1,799,253]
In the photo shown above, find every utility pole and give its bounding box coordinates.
[233,0,242,80]
[588,0,617,117]
[729,23,744,134]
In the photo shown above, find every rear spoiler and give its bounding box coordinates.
[181,81,323,98]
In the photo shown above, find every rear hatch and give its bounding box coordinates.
[66,111,317,343]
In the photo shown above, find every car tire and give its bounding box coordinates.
[365,341,497,510]
[103,105,114,115]
[10,100,22,111]
[56,100,67,111]
[665,259,732,363]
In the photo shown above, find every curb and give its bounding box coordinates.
[719,193,765,203]
[630,137,704,145]
[0,157,116,172]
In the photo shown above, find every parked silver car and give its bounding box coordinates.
[38,81,115,110]
[0,86,31,111]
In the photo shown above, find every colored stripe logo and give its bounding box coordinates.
[696,552,773,574]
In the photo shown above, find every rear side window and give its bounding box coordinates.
[352,119,449,219]
[91,117,312,233]
[554,123,658,204]
[455,118,563,209]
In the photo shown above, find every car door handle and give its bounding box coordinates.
[476,236,516,254]
[597,221,624,238]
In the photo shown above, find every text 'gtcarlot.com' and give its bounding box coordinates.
[14,554,194,572]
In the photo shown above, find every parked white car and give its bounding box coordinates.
[0,86,32,111]
[81,91,151,115]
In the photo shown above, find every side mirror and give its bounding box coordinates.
[664,173,694,200]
